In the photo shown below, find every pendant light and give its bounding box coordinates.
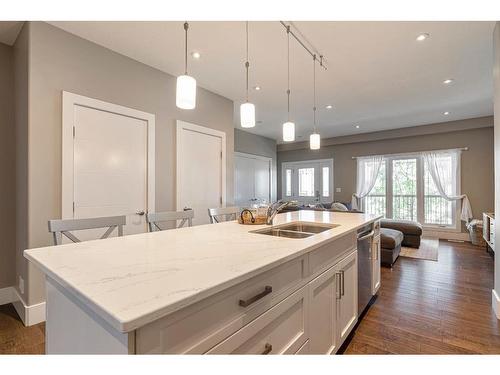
[240,22,256,128]
[282,26,295,142]
[309,54,321,150]
[176,22,197,110]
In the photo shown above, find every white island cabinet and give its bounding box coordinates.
[25,211,381,354]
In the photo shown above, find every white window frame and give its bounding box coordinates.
[281,159,334,204]
[362,152,461,231]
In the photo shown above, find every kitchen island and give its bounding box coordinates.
[24,210,381,354]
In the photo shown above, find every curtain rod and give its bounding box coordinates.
[351,147,469,160]
[279,21,327,71]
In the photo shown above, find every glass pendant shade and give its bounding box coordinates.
[176,75,197,109]
[240,102,256,128]
[310,132,321,150]
[282,121,295,142]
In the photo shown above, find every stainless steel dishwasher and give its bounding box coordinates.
[357,224,375,316]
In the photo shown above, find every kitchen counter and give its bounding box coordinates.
[25,210,380,353]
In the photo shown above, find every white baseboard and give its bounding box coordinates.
[493,289,500,320]
[422,229,470,241]
[11,289,46,326]
[0,286,17,305]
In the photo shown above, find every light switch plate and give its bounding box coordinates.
[336,187,342,193]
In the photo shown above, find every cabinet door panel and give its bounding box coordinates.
[337,250,358,344]
[308,266,339,354]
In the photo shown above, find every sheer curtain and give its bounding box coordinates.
[423,151,472,222]
[352,156,384,210]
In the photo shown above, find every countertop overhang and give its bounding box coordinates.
[24,210,381,333]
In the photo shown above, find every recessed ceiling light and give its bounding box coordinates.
[355,125,360,129]
[254,86,261,91]
[444,111,450,115]
[191,51,201,59]
[443,79,454,85]
[326,105,333,109]
[416,33,430,42]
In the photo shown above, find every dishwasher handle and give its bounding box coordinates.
[357,230,375,242]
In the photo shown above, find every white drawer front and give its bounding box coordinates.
[206,286,309,354]
[136,256,307,354]
[309,232,356,277]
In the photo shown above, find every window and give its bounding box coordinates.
[424,154,456,226]
[285,169,292,197]
[360,151,460,229]
[298,168,315,197]
[281,159,334,204]
[322,167,330,197]
[365,161,386,217]
[392,158,417,221]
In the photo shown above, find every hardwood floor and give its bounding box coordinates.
[0,304,45,354]
[0,240,498,354]
[343,240,500,354]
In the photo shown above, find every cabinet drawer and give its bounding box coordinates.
[309,232,356,277]
[206,286,309,354]
[136,255,307,354]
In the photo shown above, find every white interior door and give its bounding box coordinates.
[234,152,271,207]
[177,121,226,226]
[62,92,155,238]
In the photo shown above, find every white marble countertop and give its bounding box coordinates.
[24,210,380,333]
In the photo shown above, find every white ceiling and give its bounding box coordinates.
[43,22,496,142]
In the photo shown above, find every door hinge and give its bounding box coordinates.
[72,201,75,213]
[73,126,75,138]
[220,151,223,159]
[220,196,223,204]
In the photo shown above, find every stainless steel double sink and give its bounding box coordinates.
[250,221,340,239]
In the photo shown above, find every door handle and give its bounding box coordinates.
[135,210,145,216]
[340,270,345,296]
[335,272,341,299]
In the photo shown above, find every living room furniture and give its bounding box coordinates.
[380,219,422,248]
[482,212,495,254]
[380,228,404,267]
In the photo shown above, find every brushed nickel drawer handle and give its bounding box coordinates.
[262,343,272,355]
[239,286,272,307]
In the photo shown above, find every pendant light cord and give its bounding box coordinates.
[313,54,317,133]
[184,22,189,74]
[245,21,250,103]
[286,26,291,121]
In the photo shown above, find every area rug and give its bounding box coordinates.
[400,237,439,261]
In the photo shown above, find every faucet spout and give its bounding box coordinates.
[266,201,291,225]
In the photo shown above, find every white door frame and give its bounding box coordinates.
[176,120,227,209]
[234,151,272,204]
[61,91,156,220]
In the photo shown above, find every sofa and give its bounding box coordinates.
[380,228,404,266]
[380,219,423,248]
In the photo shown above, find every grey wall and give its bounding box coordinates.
[13,23,29,300]
[278,118,494,233]
[234,129,277,202]
[493,22,500,295]
[0,42,16,289]
[21,22,234,305]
